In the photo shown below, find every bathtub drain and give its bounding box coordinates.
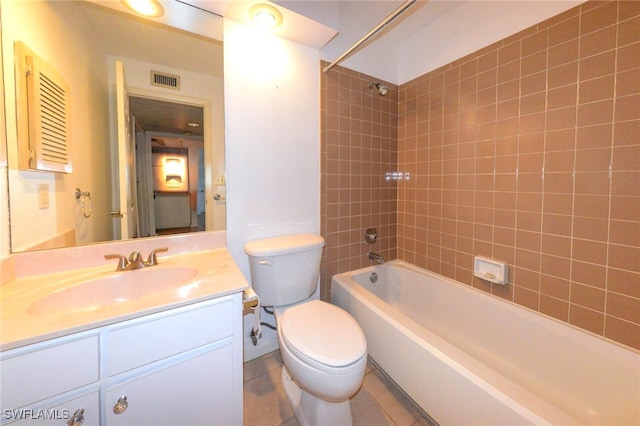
[370,272,378,283]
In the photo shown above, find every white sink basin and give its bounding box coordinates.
[29,266,199,316]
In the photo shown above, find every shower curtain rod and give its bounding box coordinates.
[323,0,417,74]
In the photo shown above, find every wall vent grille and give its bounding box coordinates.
[38,73,69,166]
[16,41,73,173]
[150,71,180,90]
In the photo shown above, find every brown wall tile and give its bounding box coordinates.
[570,304,604,335]
[395,1,640,350]
[540,294,570,321]
[320,63,398,302]
[322,0,640,351]
[607,292,640,324]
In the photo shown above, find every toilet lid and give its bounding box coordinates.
[281,300,366,368]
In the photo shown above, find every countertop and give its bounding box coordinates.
[0,248,249,351]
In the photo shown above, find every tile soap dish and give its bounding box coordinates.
[473,256,508,285]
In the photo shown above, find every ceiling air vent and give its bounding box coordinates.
[150,70,180,90]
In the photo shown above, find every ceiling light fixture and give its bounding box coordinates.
[249,4,283,29]
[121,0,164,18]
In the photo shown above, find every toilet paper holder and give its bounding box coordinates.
[243,288,260,309]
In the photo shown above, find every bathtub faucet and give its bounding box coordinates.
[368,251,384,265]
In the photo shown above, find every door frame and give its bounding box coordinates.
[112,85,213,238]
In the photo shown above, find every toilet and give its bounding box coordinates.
[244,234,367,426]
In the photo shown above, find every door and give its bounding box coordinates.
[112,60,138,240]
[105,345,237,426]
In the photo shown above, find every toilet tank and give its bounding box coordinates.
[244,234,325,307]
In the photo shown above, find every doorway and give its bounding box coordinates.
[129,96,207,237]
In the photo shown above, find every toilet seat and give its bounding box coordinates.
[281,300,366,370]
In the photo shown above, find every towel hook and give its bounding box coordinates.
[75,188,93,218]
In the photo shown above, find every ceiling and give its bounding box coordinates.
[177,0,583,84]
[308,0,585,83]
[130,97,204,138]
[84,1,223,77]
[277,0,461,44]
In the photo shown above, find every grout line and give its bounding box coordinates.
[602,0,622,338]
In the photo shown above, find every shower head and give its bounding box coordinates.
[368,82,388,96]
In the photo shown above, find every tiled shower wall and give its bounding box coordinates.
[320,0,638,351]
[320,65,398,301]
[397,0,639,349]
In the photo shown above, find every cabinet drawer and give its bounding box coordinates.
[5,391,100,426]
[0,335,99,411]
[106,297,235,376]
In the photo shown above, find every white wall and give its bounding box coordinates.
[0,166,8,258]
[0,57,8,258]
[224,19,321,359]
[2,0,111,251]
[224,19,321,279]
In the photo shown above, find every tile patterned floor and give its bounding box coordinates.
[243,350,435,426]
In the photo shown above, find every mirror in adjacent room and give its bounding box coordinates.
[1,0,225,253]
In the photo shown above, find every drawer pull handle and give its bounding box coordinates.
[258,259,272,266]
[67,409,85,426]
[113,396,128,415]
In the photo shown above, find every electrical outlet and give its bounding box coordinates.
[215,175,226,185]
[37,183,49,209]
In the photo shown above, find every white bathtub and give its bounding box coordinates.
[331,260,640,425]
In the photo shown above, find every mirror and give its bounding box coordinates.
[1,0,225,252]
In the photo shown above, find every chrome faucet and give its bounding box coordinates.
[105,247,169,271]
[127,251,146,270]
[368,251,384,265]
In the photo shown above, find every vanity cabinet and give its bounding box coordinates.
[1,294,243,426]
[0,333,100,425]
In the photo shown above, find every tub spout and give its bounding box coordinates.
[368,251,384,264]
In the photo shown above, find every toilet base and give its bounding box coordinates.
[282,366,353,426]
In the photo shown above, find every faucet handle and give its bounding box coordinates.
[105,254,128,271]
[129,251,143,263]
[146,247,168,266]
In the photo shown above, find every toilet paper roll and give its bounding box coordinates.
[243,287,260,309]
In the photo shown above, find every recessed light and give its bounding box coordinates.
[121,0,164,18]
[249,4,283,29]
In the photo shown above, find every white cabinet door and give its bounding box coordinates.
[105,344,237,426]
[7,391,99,426]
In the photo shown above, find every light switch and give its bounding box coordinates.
[37,183,49,209]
